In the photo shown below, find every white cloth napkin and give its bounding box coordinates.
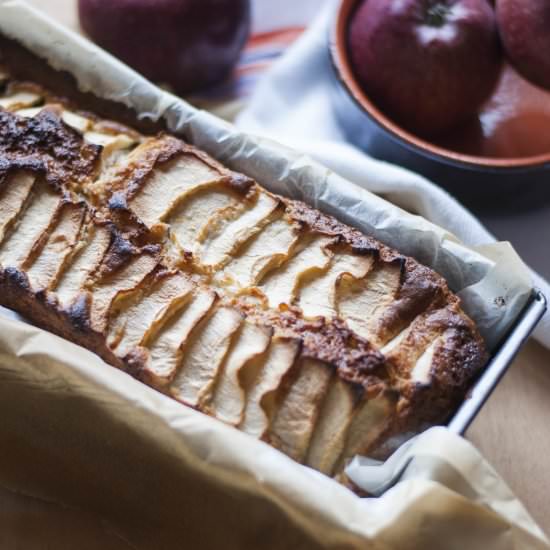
[238,0,550,348]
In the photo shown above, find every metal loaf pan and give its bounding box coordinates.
[449,290,547,435]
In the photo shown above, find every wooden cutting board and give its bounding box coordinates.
[1,1,549,545]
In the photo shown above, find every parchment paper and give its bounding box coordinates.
[0,1,545,548]
[0,315,547,549]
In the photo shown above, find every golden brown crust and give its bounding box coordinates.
[0,108,101,192]
[246,307,388,394]
[284,199,381,255]
[0,265,126,370]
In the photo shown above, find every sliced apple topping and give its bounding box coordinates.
[25,202,87,291]
[239,336,301,439]
[170,305,243,407]
[338,261,402,346]
[13,107,93,134]
[380,323,415,355]
[0,172,35,245]
[168,184,240,255]
[128,153,226,228]
[222,215,299,290]
[88,253,159,333]
[411,336,443,385]
[142,288,216,389]
[0,93,487,484]
[268,359,333,463]
[14,106,44,118]
[208,321,272,425]
[62,110,93,133]
[260,235,336,308]
[85,131,136,157]
[54,224,112,309]
[384,311,447,380]
[298,249,373,319]
[305,378,358,475]
[0,180,61,270]
[0,90,42,111]
[199,190,279,268]
[107,271,194,358]
[333,392,394,474]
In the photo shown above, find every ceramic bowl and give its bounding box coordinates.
[329,0,550,211]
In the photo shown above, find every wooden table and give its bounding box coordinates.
[1,1,549,546]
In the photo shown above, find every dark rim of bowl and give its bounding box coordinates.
[331,0,550,171]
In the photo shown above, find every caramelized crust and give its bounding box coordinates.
[0,69,487,482]
[0,108,101,192]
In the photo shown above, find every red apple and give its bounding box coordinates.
[78,0,250,94]
[496,0,550,91]
[348,0,502,137]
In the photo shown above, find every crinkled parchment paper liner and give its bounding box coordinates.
[0,1,545,548]
[0,316,547,549]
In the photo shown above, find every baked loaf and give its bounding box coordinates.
[0,73,487,479]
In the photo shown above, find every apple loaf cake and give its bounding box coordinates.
[0,72,487,479]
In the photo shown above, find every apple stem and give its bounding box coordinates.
[425,2,450,27]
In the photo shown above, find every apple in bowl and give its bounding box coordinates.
[348,0,502,138]
[496,0,550,91]
[78,0,251,94]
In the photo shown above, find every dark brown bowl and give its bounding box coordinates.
[329,0,550,211]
